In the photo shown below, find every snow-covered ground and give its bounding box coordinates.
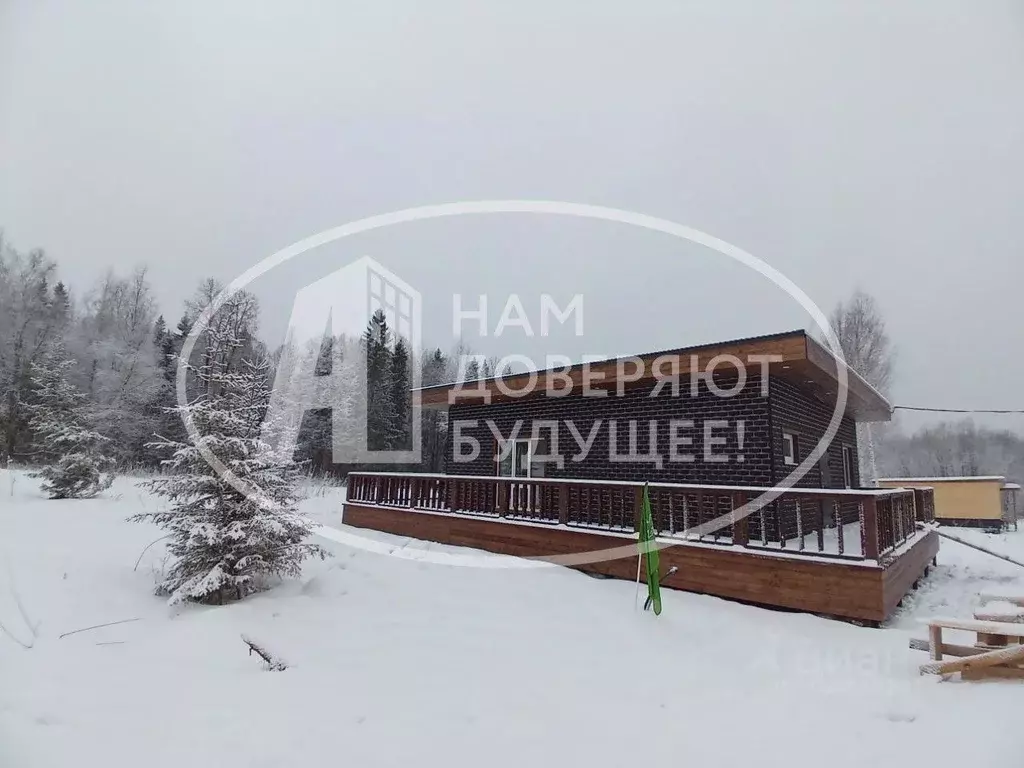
[2,469,1023,768]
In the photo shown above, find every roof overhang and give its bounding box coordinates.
[414,329,892,422]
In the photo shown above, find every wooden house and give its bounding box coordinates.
[343,330,938,624]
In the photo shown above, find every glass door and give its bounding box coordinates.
[497,438,532,514]
[497,439,532,479]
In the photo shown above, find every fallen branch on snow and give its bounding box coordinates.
[241,634,287,671]
[59,618,141,639]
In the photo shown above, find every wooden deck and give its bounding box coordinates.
[342,473,939,624]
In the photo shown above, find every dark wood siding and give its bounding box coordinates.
[767,376,862,541]
[768,375,860,489]
[443,372,865,543]
[444,373,860,486]
[445,374,773,485]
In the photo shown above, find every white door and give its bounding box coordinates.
[497,439,532,512]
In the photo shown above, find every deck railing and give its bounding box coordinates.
[911,487,935,524]
[346,472,926,564]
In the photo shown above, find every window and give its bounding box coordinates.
[496,438,550,478]
[496,439,527,477]
[841,445,854,489]
[782,433,798,465]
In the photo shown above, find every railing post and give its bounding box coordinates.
[496,478,507,517]
[558,484,569,525]
[861,497,880,561]
[410,477,419,509]
[897,495,905,544]
[834,501,844,555]
[374,476,383,505]
[812,500,822,551]
[732,492,749,547]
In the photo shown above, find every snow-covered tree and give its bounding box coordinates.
[829,289,894,395]
[268,331,365,476]
[28,342,113,499]
[390,337,412,451]
[0,241,67,460]
[364,309,398,452]
[829,289,895,486]
[184,278,260,395]
[70,267,163,466]
[420,347,449,472]
[133,349,326,606]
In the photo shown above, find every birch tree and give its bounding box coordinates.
[184,279,260,395]
[829,289,895,485]
[71,267,163,464]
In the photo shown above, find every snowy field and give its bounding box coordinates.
[2,470,1024,768]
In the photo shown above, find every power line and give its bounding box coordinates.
[893,405,1024,415]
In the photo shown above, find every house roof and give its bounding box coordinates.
[414,329,892,421]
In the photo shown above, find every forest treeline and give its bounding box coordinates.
[2,234,1022,484]
[0,235,500,476]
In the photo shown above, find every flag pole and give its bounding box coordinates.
[634,545,643,610]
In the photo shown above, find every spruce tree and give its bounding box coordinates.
[166,313,193,380]
[153,314,168,348]
[174,313,194,342]
[52,281,71,322]
[146,314,186,462]
[28,342,114,499]
[389,337,411,451]
[132,354,326,606]
[363,309,396,452]
[421,348,449,471]
[294,334,335,474]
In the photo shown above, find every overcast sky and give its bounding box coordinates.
[2,1,1022,432]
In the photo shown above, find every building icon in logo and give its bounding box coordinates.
[265,256,422,465]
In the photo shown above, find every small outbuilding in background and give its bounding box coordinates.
[877,476,1016,532]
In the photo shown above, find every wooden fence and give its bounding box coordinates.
[346,473,932,564]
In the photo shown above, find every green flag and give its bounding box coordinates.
[638,483,662,615]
